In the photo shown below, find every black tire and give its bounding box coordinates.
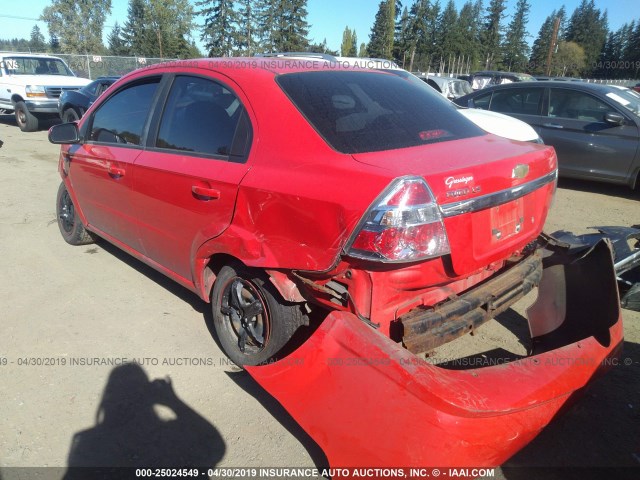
[56,182,95,245]
[14,101,39,132]
[62,108,80,123]
[212,264,305,366]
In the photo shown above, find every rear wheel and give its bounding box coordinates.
[212,264,304,366]
[56,182,95,245]
[15,101,39,132]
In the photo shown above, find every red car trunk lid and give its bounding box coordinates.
[351,135,557,275]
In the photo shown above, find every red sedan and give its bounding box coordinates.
[49,58,622,469]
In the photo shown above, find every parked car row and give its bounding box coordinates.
[455,81,640,188]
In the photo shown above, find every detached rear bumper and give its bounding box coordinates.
[247,238,623,468]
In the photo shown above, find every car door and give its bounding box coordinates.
[542,87,638,181]
[131,74,253,280]
[68,76,161,251]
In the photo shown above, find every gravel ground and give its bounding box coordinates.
[0,117,638,480]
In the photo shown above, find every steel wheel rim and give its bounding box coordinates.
[58,189,75,233]
[220,277,270,355]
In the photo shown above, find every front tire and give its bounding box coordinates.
[212,264,304,366]
[62,108,80,123]
[14,101,39,132]
[56,182,95,245]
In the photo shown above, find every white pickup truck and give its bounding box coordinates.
[0,54,90,132]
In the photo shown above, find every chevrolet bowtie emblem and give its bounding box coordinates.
[512,164,529,179]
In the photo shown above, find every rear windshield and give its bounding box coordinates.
[277,71,483,154]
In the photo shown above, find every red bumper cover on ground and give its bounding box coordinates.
[247,239,623,468]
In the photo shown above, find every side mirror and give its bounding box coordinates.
[604,112,625,126]
[48,123,80,144]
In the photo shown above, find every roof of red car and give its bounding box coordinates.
[139,57,387,76]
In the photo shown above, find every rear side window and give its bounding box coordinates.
[81,81,99,97]
[472,93,491,109]
[89,78,159,145]
[549,89,613,121]
[489,88,542,115]
[277,71,483,154]
[156,76,243,158]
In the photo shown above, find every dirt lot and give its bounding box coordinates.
[0,117,639,480]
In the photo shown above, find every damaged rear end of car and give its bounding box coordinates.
[244,68,623,468]
[247,233,622,468]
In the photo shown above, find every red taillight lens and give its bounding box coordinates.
[346,177,450,263]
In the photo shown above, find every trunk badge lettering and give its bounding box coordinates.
[445,175,474,189]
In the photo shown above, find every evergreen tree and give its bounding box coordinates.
[41,0,112,54]
[501,0,530,71]
[565,0,608,75]
[275,0,310,51]
[394,6,412,66]
[480,0,506,70]
[255,0,309,53]
[145,0,195,58]
[369,1,399,59]
[351,30,358,57]
[358,42,367,57]
[404,0,439,71]
[437,0,461,59]
[29,25,47,52]
[123,0,154,56]
[426,0,442,67]
[340,26,354,57]
[627,22,640,77]
[456,1,483,72]
[236,0,257,55]
[198,0,239,57]
[255,0,277,52]
[620,21,635,64]
[599,21,637,78]
[107,22,129,56]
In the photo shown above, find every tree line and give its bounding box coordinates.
[0,0,638,78]
[370,0,639,78]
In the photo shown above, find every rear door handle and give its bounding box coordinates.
[192,186,220,200]
[107,165,125,177]
[542,123,564,129]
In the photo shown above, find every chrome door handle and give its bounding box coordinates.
[542,123,564,129]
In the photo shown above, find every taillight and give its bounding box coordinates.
[345,176,450,263]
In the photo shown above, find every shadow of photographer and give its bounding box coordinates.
[63,363,224,478]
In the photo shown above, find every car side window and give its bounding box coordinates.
[89,78,159,145]
[83,81,99,97]
[472,93,491,110]
[549,89,613,122]
[156,76,242,158]
[489,88,542,115]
